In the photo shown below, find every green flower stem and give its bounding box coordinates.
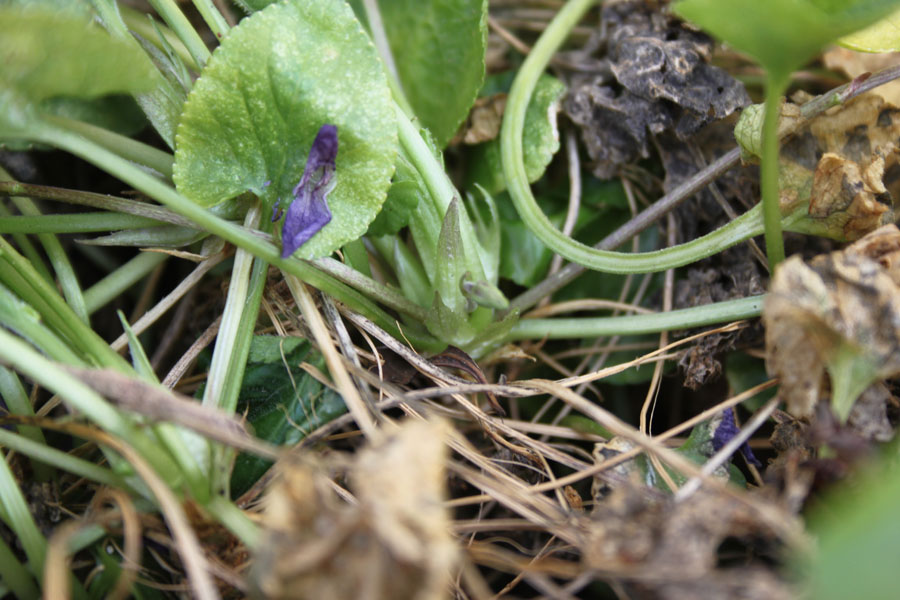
[500,0,768,274]
[210,253,268,494]
[0,180,195,227]
[203,205,268,491]
[0,448,48,583]
[0,203,52,284]
[190,0,231,42]
[44,115,174,180]
[760,74,789,270]
[203,202,262,413]
[35,121,444,352]
[360,0,415,117]
[0,535,39,600]
[2,189,89,324]
[0,427,125,490]
[0,367,52,482]
[82,251,168,315]
[505,294,764,341]
[0,328,181,483]
[0,237,132,371]
[0,212,165,234]
[147,0,211,68]
[120,4,199,71]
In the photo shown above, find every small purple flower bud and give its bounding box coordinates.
[281,124,338,258]
[711,407,762,467]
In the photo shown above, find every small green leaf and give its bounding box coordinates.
[434,198,469,314]
[499,214,559,287]
[132,26,191,148]
[469,75,567,194]
[839,7,900,51]
[174,0,397,259]
[380,0,487,147]
[674,0,900,76]
[229,336,347,497]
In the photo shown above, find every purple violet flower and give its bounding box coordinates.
[280,124,338,258]
[711,407,762,467]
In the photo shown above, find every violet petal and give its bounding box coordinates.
[711,407,762,467]
[281,124,338,258]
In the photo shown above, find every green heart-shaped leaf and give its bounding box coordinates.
[174,0,397,259]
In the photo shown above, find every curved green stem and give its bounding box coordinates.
[36,121,444,352]
[505,295,764,341]
[761,73,789,269]
[501,0,766,274]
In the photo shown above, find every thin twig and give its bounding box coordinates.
[162,316,220,389]
[111,249,227,352]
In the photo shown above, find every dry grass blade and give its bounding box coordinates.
[521,378,807,548]
[44,488,142,600]
[62,366,280,459]
[110,249,228,352]
[286,275,379,440]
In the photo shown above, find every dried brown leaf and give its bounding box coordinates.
[584,485,792,598]
[764,224,900,417]
[250,418,457,600]
[455,94,507,145]
[779,93,900,240]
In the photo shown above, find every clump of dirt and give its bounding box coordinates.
[561,0,749,179]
